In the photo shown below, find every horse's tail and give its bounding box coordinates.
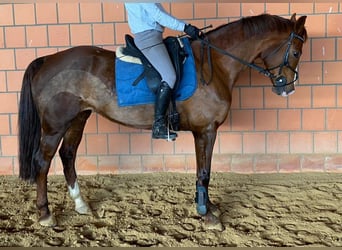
[18,57,45,182]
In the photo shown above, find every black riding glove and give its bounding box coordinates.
[184,24,202,40]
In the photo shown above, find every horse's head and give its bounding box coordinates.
[261,14,307,97]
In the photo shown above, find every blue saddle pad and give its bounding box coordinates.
[115,37,197,107]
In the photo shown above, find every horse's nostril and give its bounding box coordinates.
[275,76,287,86]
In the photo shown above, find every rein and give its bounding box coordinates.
[199,32,305,86]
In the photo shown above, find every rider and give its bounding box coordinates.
[124,3,202,140]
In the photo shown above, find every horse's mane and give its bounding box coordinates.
[207,14,296,40]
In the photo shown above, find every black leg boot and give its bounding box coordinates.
[152,82,177,140]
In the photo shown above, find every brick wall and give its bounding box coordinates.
[1,2,342,175]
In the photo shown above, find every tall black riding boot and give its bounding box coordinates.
[152,81,178,140]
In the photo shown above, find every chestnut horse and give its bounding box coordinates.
[18,13,307,229]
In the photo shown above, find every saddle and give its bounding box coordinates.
[120,34,188,131]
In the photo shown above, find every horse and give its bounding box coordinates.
[18,13,307,229]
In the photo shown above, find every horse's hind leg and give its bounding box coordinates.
[59,110,92,216]
[34,133,64,227]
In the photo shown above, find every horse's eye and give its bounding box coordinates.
[293,51,300,58]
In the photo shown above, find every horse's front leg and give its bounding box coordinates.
[193,130,223,231]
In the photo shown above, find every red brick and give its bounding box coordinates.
[240,87,264,109]
[218,3,241,18]
[243,132,266,154]
[298,62,323,84]
[70,24,92,46]
[108,134,130,154]
[0,50,15,70]
[255,110,277,131]
[14,4,35,25]
[315,3,339,13]
[230,110,254,131]
[219,132,242,154]
[312,85,336,108]
[264,90,288,109]
[290,3,314,15]
[86,134,108,155]
[304,14,325,38]
[103,3,125,22]
[1,136,17,156]
[0,4,13,26]
[278,109,301,131]
[290,132,313,154]
[152,139,175,155]
[0,115,10,135]
[194,3,216,19]
[302,109,325,131]
[265,3,289,15]
[76,156,98,175]
[174,132,196,154]
[171,3,194,19]
[142,155,164,172]
[0,157,14,175]
[314,132,338,153]
[0,93,18,113]
[114,23,130,45]
[301,154,325,172]
[254,155,278,173]
[326,109,342,130]
[266,132,289,154]
[327,13,342,37]
[185,154,196,173]
[26,26,48,47]
[312,38,335,61]
[48,25,70,47]
[80,3,102,23]
[212,154,231,172]
[5,27,25,48]
[288,86,312,108]
[57,3,80,23]
[93,23,115,45]
[164,155,186,172]
[231,155,254,173]
[278,155,301,173]
[130,133,152,155]
[83,114,97,134]
[241,3,265,16]
[324,62,342,84]
[36,3,57,24]
[97,116,119,133]
[15,48,36,70]
[98,156,119,174]
[119,155,142,173]
[6,70,23,92]
[325,155,342,172]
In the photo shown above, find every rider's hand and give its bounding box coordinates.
[184,24,203,40]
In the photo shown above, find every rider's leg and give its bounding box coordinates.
[134,30,178,140]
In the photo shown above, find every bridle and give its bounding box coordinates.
[199,31,305,93]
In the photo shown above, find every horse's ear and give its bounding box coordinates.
[295,15,307,39]
[290,13,296,22]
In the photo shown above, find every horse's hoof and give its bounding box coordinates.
[39,214,57,227]
[76,204,92,215]
[208,202,221,218]
[203,212,224,231]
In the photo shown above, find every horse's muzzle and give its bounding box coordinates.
[272,76,295,97]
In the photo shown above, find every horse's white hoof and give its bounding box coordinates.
[75,203,92,215]
[39,214,57,227]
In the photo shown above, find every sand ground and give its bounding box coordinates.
[0,172,341,247]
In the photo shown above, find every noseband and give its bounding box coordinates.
[199,31,305,90]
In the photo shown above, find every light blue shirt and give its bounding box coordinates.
[124,3,186,34]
